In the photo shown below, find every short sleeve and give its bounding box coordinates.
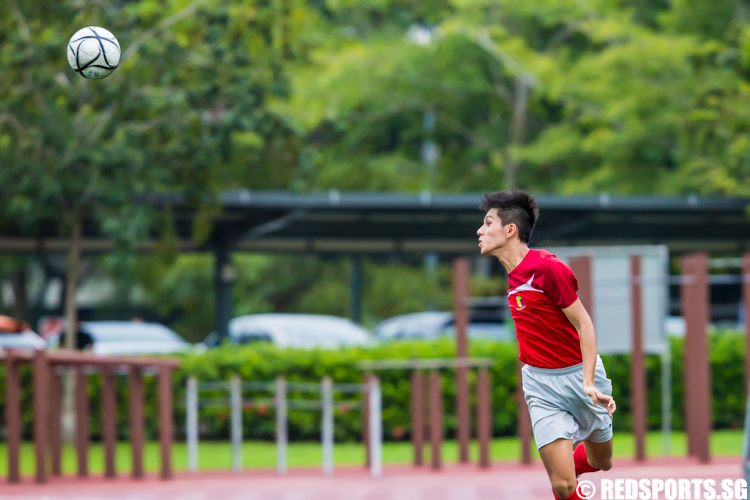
[540,259,579,309]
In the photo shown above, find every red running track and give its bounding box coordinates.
[0,457,742,500]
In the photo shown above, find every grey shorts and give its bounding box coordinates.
[522,355,614,450]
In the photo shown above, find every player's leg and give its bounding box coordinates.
[539,438,579,499]
[569,355,614,476]
[583,438,612,470]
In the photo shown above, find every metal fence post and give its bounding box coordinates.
[187,377,198,473]
[322,376,334,476]
[34,349,49,484]
[477,368,491,468]
[276,376,287,475]
[5,349,21,483]
[231,374,242,472]
[369,376,382,479]
[411,370,424,466]
[429,370,443,470]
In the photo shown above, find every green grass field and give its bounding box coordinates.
[0,431,743,476]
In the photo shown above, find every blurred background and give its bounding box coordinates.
[1,0,750,471]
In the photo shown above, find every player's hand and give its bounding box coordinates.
[583,384,616,417]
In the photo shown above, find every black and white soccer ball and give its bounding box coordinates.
[67,27,121,80]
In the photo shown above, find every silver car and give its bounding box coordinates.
[49,321,192,356]
[224,313,373,349]
[374,310,511,342]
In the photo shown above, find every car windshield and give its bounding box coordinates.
[82,322,185,343]
[231,315,370,347]
[279,320,369,347]
[375,313,450,339]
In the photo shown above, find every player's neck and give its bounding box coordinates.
[493,242,530,273]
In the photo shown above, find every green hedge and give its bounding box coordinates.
[0,331,746,442]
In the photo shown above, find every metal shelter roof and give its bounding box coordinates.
[1,191,749,254]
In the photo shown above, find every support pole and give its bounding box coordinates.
[350,255,363,324]
[102,365,117,479]
[477,368,491,468]
[322,376,334,476]
[50,371,63,476]
[75,365,89,478]
[34,349,49,484]
[369,376,382,479]
[187,377,198,473]
[214,238,233,342]
[411,371,424,466]
[429,370,443,470]
[569,256,594,323]
[5,349,20,483]
[631,256,647,461]
[518,361,532,464]
[276,376,287,475]
[129,367,145,479]
[159,366,174,480]
[681,253,711,463]
[453,257,471,464]
[743,254,750,396]
[230,374,242,472]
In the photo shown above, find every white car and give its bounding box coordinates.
[225,314,372,349]
[374,311,511,342]
[49,321,192,356]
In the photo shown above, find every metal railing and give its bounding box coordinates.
[185,375,382,478]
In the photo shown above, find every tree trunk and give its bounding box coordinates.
[10,266,28,321]
[504,78,529,190]
[64,212,82,349]
[62,210,83,444]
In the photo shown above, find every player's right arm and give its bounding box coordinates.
[563,299,616,417]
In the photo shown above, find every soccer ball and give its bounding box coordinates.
[67,27,121,80]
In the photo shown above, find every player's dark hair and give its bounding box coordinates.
[479,190,539,243]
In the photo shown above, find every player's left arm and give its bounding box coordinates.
[563,299,616,417]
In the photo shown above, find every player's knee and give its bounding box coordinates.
[589,454,613,471]
[551,477,577,499]
[598,458,613,471]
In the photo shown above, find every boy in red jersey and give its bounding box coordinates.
[477,190,616,500]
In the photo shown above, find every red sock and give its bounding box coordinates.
[553,484,585,500]
[573,443,600,476]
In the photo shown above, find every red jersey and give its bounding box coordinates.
[508,249,582,369]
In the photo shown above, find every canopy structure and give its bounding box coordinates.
[1,190,748,254]
[1,190,748,338]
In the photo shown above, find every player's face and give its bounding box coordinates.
[477,209,512,255]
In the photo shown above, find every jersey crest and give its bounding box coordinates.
[515,296,526,310]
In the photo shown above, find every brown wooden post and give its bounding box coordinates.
[102,365,117,478]
[477,368,491,468]
[33,349,49,483]
[517,360,532,464]
[49,370,63,475]
[75,365,90,477]
[569,256,595,322]
[129,366,145,479]
[631,256,647,461]
[453,257,471,464]
[411,370,424,466]
[743,254,750,396]
[362,373,371,468]
[681,253,711,463]
[159,365,174,479]
[5,349,21,483]
[429,370,443,470]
